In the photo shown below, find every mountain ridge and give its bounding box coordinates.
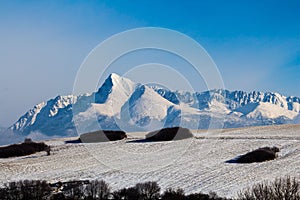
[7,73,300,139]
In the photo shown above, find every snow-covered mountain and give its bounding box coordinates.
[8,73,300,138]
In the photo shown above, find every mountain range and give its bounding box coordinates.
[6,73,300,140]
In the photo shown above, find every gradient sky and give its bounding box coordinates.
[0,0,299,127]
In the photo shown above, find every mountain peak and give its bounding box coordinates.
[95,73,137,104]
[100,73,134,89]
[107,73,135,87]
[109,72,122,80]
[7,74,300,144]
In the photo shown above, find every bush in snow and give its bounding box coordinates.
[235,146,279,163]
[146,127,193,141]
[80,130,127,143]
[0,140,50,158]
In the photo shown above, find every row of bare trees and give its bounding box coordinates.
[0,180,51,200]
[0,176,298,200]
[0,179,226,200]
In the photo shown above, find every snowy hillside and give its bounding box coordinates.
[1,124,299,198]
[7,73,300,139]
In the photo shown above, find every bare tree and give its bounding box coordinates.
[3,180,51,200]
[272,176,300,200]
[135,181,161,200]
[63,182,84,199]
[86,180,111,200]
[238,176,300,200]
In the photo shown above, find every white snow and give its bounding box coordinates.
[177,103,201,115]
[207,98,231,114]
[102,73,138,116]
[12,101,46,131]
[49,95,76,117]
[235,102,298,120]
[0,124,299,198]
[128,86,174,120]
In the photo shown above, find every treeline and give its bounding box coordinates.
[0,176,298,200]
[0,179,227,200]
[0,139,50,158]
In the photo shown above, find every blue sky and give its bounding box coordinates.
[0,0,299,127]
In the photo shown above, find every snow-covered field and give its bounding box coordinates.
[0,124,299,198]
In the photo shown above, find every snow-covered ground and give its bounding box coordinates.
[0,124,299,198]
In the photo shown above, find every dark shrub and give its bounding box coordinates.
[102,130,127,141]
[186,193,210,200]
[80,130,127,143]
[233,146,279,163]
[161,188,227,200]
[187,191,229,200]
[161,188,185,200]
[238,176,300,200]
[112,187,140,200]
[146,127,193,141]
[0,141,50,158]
